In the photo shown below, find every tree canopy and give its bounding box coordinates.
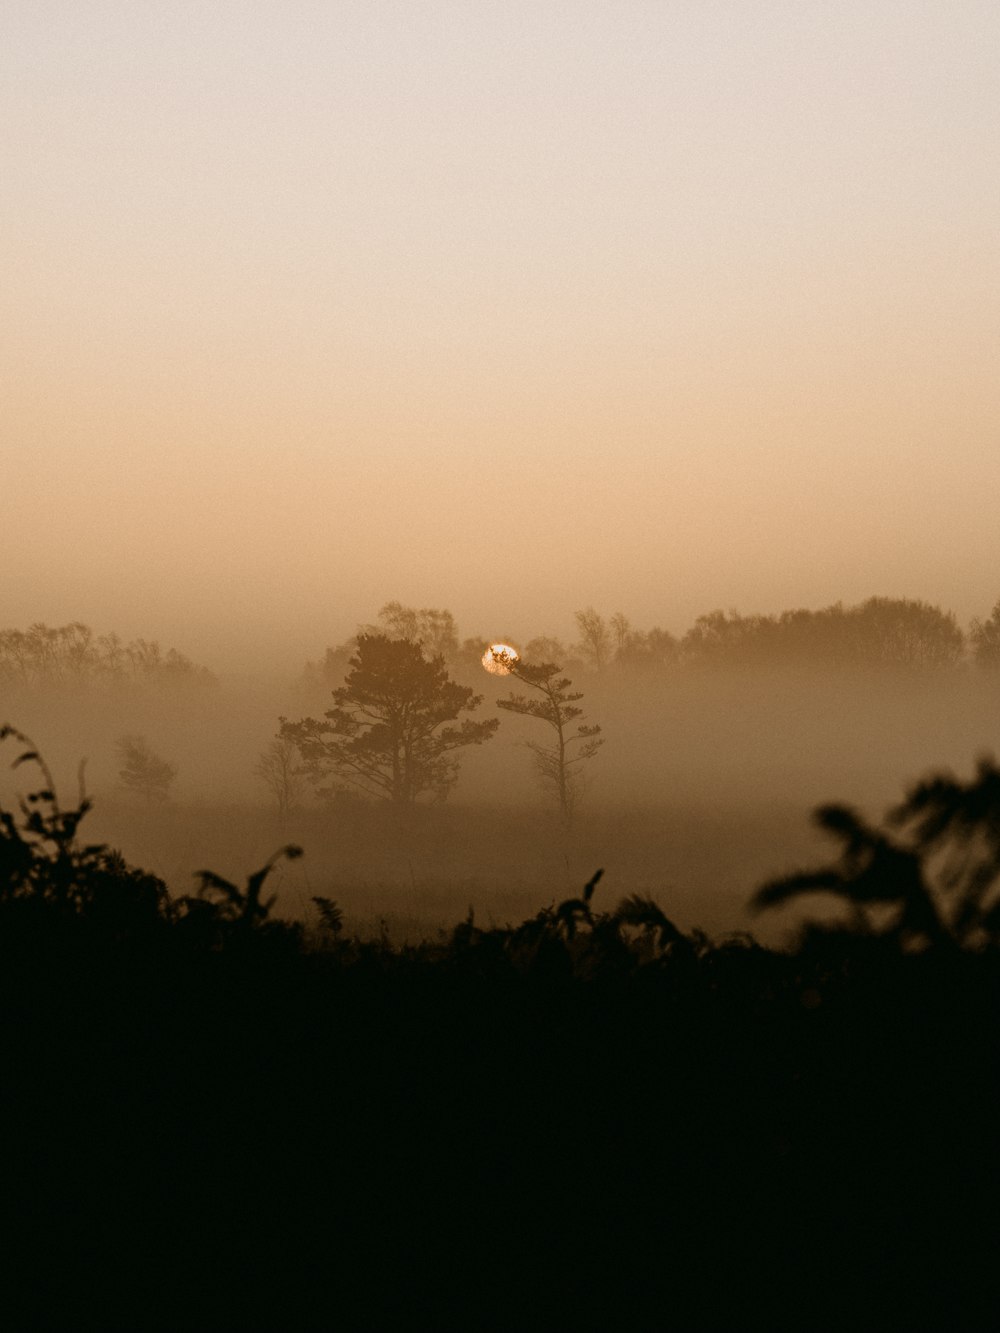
[281,634,498,806]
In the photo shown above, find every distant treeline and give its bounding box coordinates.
[8,593,1000,695]
[305,594,1000,687]
[0,622,216,689]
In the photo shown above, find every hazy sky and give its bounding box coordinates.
[4,1,998,668]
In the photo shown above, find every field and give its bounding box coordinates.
[3,681,1000,1329]
[8,661,999,948]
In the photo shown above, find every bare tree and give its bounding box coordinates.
[574,608,612,673]
[255,736,308,819]
[610,612,631,658]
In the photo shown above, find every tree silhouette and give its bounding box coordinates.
[681,597,964,669]
[496,654,604,823]
[116,734,177,803]
[574,607,612,672]
[0,621,214,688]
[255,736,307,820]
[281,634,498,806]
[970,599,1000,668]
[370,601,460,660]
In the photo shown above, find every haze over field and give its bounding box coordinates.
[3,2,999,671]
[6,12,1000,1324]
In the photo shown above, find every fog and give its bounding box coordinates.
[5,604,999,947]
[4,3,999,936]
[7,11,1000,1327]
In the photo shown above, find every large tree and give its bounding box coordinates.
[281,634,498,806]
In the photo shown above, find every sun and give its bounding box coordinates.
[482,643,520,675]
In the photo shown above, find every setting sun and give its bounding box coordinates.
[482,643,520,675]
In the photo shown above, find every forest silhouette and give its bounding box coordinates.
[2,712,999,1330]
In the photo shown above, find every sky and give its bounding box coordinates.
[3,1,998,669]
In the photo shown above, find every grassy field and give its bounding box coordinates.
[81,793,838,945]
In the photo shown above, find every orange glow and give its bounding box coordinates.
[482,644,520,676]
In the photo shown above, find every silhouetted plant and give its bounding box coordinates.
[0,724,91,906]
[615,893,696,958]
[753,802,949,949]
[888,756,1000,945]
[751,759,1000,950]
[193,844,303,930]
[474,870,707,979]
[0,724,169,928]
[312,895,344,939]
[552,866,603,940]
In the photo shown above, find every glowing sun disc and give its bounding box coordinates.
[482,643,519,675]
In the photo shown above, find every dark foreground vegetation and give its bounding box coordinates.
[3,726,1000,1330]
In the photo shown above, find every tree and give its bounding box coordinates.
[495,655,604,823]
[847,596,964,668]
[680,598,964,669]
[0,622,215,689]
[523,635,570,664]
[255,737,308,819]
[371,601,459,660]
[610,612,631,657]
[301,603,463,695]
[970,600,1000,668]
[615,625,679,673]
[574,608,612,672]
[116,735,177,803]
[280,634,498,806]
